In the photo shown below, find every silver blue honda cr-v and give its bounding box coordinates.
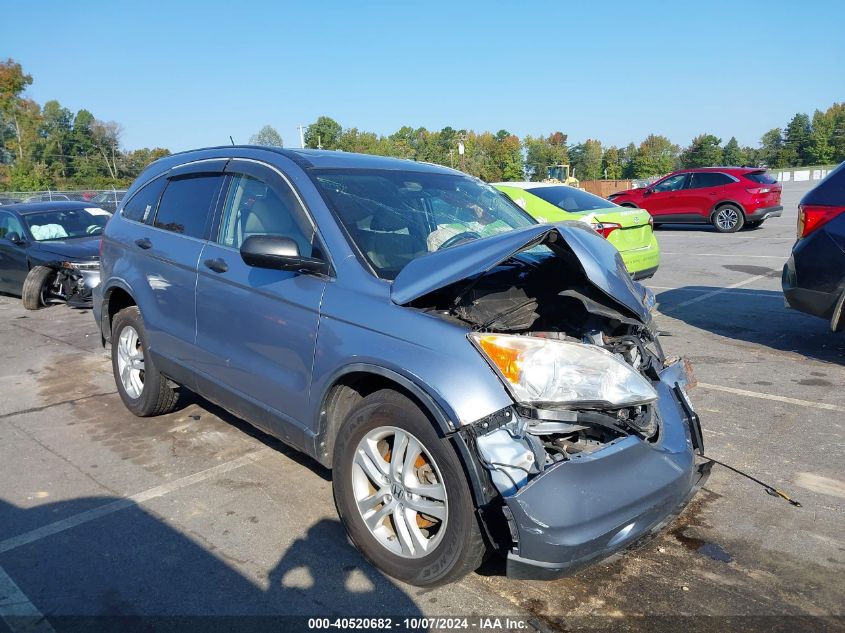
[94,147,708,586]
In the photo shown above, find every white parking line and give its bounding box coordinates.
[660,274,770,312]
[0,565,55,633]
[648,286,781,298]
[698,383,845,413]
[661,252,785,259]
[0,448,273,555]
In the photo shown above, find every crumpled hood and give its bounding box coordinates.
[391,222,652,323]
[32,235,100,261]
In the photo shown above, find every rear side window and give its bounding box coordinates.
[526,186,617,212]
[154,175,222,238]
[743,171,778,185]
[122,177,166,222]
[688,172,733,188]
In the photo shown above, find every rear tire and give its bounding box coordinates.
[111,306,179,417]
[332,389,487,586]
[745,220,764,229]
[712,205,745,233]
[21,266,54,310]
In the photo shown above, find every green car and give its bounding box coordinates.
[494,182,660,280]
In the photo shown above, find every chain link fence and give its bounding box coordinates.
[0,188,127,212]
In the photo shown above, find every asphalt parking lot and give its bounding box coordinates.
[0,179,842,633]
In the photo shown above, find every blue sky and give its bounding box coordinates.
[3,1,844,152]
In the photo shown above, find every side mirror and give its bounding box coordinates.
[642,187,653,196]
[5,231,24,245]
[240,235,327,274]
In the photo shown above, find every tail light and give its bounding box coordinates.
[590,222,622,238]
[797,204,845,238]
[746,187,772,194]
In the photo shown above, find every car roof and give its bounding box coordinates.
[2,201,98,215]
[673,166,765,175]
[492,181,580,191]
[144,146,462,176]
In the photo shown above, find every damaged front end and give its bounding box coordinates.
[44,260,100,307]
[396,223,709,578]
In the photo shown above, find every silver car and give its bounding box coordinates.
[94,147,707,586]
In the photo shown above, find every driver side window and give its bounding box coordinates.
[0,212,24,239]
[217,173,315,258]
[652,174,687,192]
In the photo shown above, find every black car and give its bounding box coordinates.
[782,161,845,331]
[0,201,108,309]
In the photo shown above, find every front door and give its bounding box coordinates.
[641,173,689,219]
[0,212,29,293]
[195,160,328,444]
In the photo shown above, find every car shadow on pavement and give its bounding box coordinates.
[0,499,423,631]
[656,287,844,364]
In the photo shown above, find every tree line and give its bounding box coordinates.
[0,58,169,191]
[2,56,843,192]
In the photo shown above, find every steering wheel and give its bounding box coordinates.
[437,231,482,251]
[86,225,104,235]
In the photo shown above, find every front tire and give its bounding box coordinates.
[332,389,486,586]
[21,266,54,310]
[111,306,179,416]
[712,205,744,233]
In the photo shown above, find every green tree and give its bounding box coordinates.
[806,109,834,165]
[304,116,341,149]
[783,113,811,166]
[759,128,786,167]
[41,100,73,179]
[601,146,623,179]
[633,134,679,177]
[524,132,568,181]
[680,134,722,168]
[0,58,33,160]
[249,124,283,147]
[570,139,602,180]
[721,136,746,166]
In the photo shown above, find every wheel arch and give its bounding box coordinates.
[314,364,457,469]
[710,199,747,220]
[100,281,137,343]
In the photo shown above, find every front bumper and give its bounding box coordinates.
[746,205,783,221]
[65,268,100,308]
[503,362,706,579]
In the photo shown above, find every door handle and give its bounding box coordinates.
[203,258,228,273]
[134,238,152,250]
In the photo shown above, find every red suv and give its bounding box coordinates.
[608,167,783,232]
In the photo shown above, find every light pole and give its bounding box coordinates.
[298,125,306,149]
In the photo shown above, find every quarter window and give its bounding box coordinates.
[217,173,315,257]
[122,177,166,223]
[154,175,222,238]
[689,172,733,188]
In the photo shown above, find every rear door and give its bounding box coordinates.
[137,161,227,376]
[641,173,689,219]
[0,211,29,292]
[194,159,328,444]
[683,172,734,219]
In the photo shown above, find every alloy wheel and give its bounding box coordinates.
[116,325,145,399]
[716,208,739,230]
[351,426,448,559]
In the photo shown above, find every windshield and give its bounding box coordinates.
[312,169,536,279]
[23,207,111,241]
[526,186,618,213]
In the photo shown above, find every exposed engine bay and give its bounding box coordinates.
[411,246,668,497]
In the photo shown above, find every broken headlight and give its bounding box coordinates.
[470,333,658,408]
[62,261,100,272]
